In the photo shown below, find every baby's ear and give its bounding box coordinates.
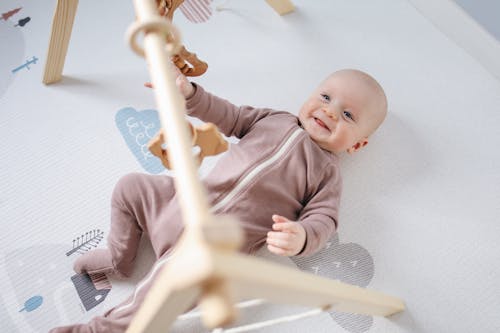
[347,138,369,154]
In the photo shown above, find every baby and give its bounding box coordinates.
[50,68,387,332]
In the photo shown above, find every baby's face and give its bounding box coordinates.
[298,70,386,154]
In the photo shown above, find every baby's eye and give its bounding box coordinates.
[321,94,330,102]
[343,110,354,120]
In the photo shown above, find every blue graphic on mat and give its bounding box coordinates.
[116,107,164,174]
[11,56,38,73]
[19,295,43,312]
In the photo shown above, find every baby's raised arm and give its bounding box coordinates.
[185,85,277,139]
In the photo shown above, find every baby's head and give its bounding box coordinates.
[298,69,387,154]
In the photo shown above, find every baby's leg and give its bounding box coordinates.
[51,253,184,333]
[74,173,177,277]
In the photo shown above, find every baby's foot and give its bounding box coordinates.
[73,249,126,278]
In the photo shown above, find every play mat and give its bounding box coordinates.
[1,0,499,332]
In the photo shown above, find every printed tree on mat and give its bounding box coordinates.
[66,229,104,256]
[15,17,31,27]
[1,8,22,21]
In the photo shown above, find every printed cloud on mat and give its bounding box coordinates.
[115,107,164,174]
[292,234,375,333]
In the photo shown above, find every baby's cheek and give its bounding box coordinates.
[332,129,354,151]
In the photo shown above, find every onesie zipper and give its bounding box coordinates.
[210,127,303,213]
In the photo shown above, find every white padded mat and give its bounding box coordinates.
[1,0,499,332]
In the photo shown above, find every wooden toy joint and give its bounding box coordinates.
[148,122,229,169]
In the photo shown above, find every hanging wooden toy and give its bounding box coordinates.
[148,122,229,169]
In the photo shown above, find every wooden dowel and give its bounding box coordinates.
[132,0,212,229]
[212,250,405,317]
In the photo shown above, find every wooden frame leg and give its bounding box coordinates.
[265,0,295,15]
[43,0,79,84]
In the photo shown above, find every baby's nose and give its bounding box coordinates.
[322,107,338,120]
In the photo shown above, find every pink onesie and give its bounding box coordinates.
[50,84,342,332]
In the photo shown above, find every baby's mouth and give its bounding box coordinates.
[314,117,330,131]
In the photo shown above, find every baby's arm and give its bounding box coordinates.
[294,166,341,257]
[266,215,306,256]
[175,74,277,139]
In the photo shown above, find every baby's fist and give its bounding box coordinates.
[175,70,195,99]
[143,65,195,99]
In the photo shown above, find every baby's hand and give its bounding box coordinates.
[174,67,195,98]
[266,215,306,256]
[144,65,195,99]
